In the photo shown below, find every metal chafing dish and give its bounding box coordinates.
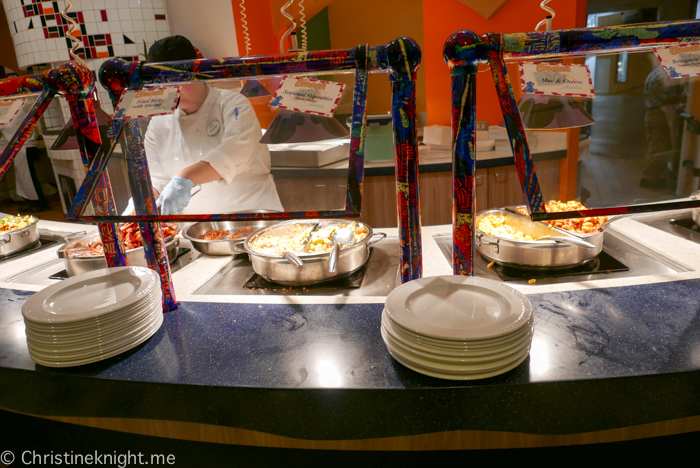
[0,215,40,257]
[234,219,386,285]
[57,225,180,276]
[476,209,604,269]
[183,219,277,256]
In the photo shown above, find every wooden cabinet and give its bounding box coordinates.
[273,159,562,228]
[359,159,561,228]
[488,160,560,208]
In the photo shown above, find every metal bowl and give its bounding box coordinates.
[235,219,386,285]
[0,215,40,257]
[183,219,278,256]
[475,209,604,269]
[58,226,180,276]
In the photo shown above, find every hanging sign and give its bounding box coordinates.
[519,62,595,98]
[113,86,181,119]
[269,76,345,118]
[653,42,700,79]
[0,97,28,127]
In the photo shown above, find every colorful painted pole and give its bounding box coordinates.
[486,33,546,215]
[500,19,700,60]
[345,44,369,215]
[55,63,128,269]
[450,67,478,276]
[444,31,488,276]
[0,74,53,181]
[379,37,422,283]
[122,118,178,312]
[443,19,700,274]
[92,40,422,286]
[100,61,178,312]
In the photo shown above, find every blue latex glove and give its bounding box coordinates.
[157,175,194,215]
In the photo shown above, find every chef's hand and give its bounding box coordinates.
[157,175,194,215]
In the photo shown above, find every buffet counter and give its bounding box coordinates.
[2,211,700,452]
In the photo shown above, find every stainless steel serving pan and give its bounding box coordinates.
[234,219,386,285]
[0,215,40,257]
[476,209,604,269]
[57,226,179,276]
[183,219,277,256]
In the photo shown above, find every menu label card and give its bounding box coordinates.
[269,76,345,117]
[114,86,180,119]
[653,43,700,78]
[519,62,595,98]
[0,97,28,127]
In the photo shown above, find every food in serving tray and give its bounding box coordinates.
[248,224,313,256]
[305,222,368,254]
[478,214,538,241]
[0,214,35,233]
[517,200,607,234]
[199,227,251,241]
[73,223,179,257]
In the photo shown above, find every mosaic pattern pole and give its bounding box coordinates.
[450,67,478,275]
[486,32,546,215]
[381,37,422,283]
[0,74,52,180]
[55,63,128,269]
[345,45,369,214]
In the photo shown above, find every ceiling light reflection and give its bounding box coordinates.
[316,359,343,388]
[529,336,550,376]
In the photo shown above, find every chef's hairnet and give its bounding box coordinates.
[148,35,198,62]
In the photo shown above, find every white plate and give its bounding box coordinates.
[385,276,532,341]
[27,301,161,355]
[22,267,158,325]
[381,325,530,373]
[28,310,163,367]
[382,318,533,361]
[24,289,162,343]
[23,290,158,332]
[382,324,530,367]
[386,340,530,381]
[383,308,533,351]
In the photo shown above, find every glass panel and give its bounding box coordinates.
[578,49,696,207]
[515,48,699,214]
[82,73,358,218]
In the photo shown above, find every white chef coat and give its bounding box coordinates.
[0,100,38,200]
[144,85,283,214]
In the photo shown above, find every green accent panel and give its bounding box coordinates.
[305,7,331,51]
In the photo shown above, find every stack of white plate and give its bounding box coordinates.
[22,266,163,368]
[382,275,533,380]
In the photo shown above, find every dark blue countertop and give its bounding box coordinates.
[1,278,700,440]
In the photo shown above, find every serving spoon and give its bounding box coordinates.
[328,227,354,273]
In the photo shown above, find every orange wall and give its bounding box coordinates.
[230,0,277,56]
[328,0,425,116]
[228,0,587,124]
[423,0,587,125]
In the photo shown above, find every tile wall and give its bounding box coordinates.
[2,0,173,115]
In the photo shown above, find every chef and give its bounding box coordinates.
[143,35,283,215]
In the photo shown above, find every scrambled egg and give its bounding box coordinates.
[249,224,313,255]
[478,214,535,241]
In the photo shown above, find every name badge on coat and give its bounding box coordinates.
[206,119,221,136]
